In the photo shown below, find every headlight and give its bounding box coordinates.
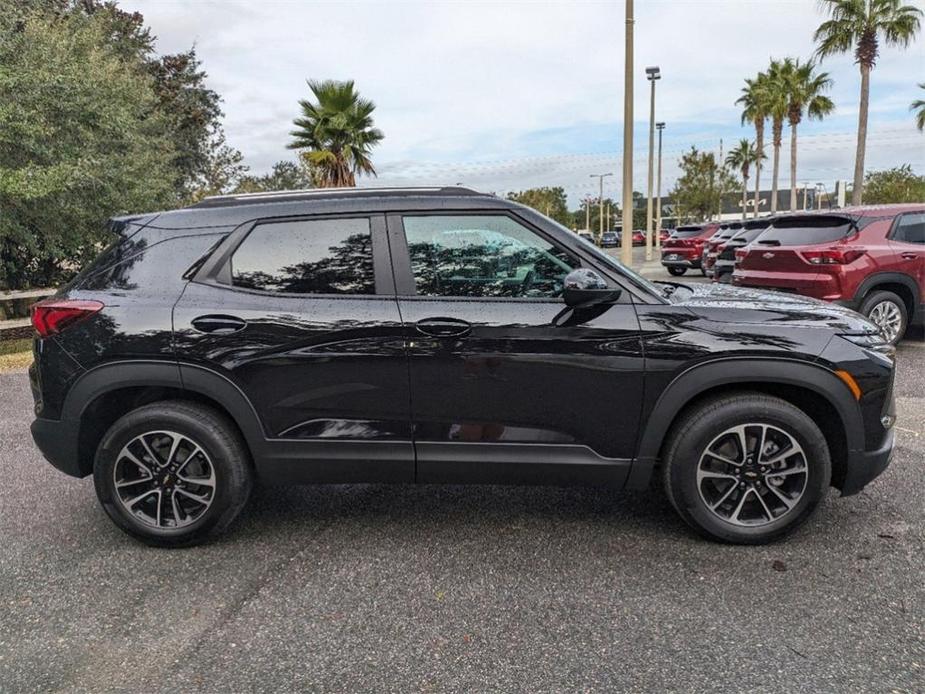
[839,332,895,355]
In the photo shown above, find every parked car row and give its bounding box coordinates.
[575,228,669,248]
[662,205,924,343]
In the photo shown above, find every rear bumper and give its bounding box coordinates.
[840,428,894,496]
[31,416,84,478]
[661,252,701,269]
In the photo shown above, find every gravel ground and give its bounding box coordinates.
[0,337,922,693]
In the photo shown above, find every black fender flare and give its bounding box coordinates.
[626,357,863,488]
[853,271,919,312]
[63,359,268,459]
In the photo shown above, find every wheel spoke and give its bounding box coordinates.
[171,492,184,525]
[765,483,796,510]
[709,483,739,510]
[729,488,752,524]
[175,444,204,476]
[122,449,153,476]
[699,470,738,481]
[154,490,164,526]
[139,436,163,468]
[754,489,775,521]
[175,487,210,506]
[765,466,807,479]
[164,433,182,467]
[125,488,157,509]
[116,476,152,489]
[753,425,767,461]
[706,451,742,467]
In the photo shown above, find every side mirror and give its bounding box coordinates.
[562,268,622,308]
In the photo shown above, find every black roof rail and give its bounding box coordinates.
[189,185,486,209]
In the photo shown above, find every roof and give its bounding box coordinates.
[189,185,487,209]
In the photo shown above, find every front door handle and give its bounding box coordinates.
[191,314,247,334]
[900,252,918,260]
[415,317,471,337]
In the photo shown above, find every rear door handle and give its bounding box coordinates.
[900,252,918,260]
[191,314,247,334]
[415,317,471,337]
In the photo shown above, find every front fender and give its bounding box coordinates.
[626,357,863,489]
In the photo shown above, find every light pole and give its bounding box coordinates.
[590,173,613,242]
[584,197,591,231]
[621,0,634,267]
[655,121,665,253]
[644,66,660,262]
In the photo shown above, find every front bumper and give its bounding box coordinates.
[31,416,84,478]
[840,428,894,496]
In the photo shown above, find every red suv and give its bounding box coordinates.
[733,205,924,343]
[660,222,721,276]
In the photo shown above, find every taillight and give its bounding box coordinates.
[31,299,104,337]
[735,248,748,265]
[800,247,865,265]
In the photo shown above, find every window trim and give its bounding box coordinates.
[887,211,925,245]
[191,212,395,298]
[386,209,632,303]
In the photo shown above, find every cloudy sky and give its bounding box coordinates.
[123,0,923,204]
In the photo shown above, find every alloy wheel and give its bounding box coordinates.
[112,430,216,529]
[868,300,903,343]
[696,423,808,527]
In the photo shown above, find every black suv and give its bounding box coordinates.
[29,187,896,546]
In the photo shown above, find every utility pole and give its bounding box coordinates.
[584,197,590,230]
[655,121,665,253]
[605,202,610,231]
[590,173,613,242]
[621,0,634,266]
[645,66,660,261]
[717,138,723,221]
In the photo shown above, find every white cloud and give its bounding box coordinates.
[123,0,925,202]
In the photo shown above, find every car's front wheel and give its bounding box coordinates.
[662,393,830,544]
[93,400,253,547]
[667,266,687,276]
[860,290,907,345]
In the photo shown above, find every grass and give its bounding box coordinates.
[0,338,32,371]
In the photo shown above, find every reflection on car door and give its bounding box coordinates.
[387,212,645,487]
[173,214,414,483]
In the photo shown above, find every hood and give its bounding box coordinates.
[665,281,879,334]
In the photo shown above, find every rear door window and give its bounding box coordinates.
[891,212,925,245]
[230,218,375,295]
[755,216,854,247]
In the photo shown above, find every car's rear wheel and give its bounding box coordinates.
[662,393,830,544]
[93,400,253,547]
[860,290,907,344]
[667,267,687,276]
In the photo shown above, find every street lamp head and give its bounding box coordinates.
[656,122,665,130]
[646,66,661,79]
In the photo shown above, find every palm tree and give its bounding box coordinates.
[736,72,771,218]
[814,0,922,205]
[764,60,789,214]
[726,139,765,222]
[288,80,384,188]
[780,58,834,211]
[912,83,925,131]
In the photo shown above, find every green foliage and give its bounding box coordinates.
[863,165,925,203]
[725,139,765,182]
[814,0,922,68]
[670,147,738,222]
[234,158,323,194]
[0,8,177,289]
[288,80,384,187]
[778,58,834,127]
[506,187,571,226]
[912,83,925,131]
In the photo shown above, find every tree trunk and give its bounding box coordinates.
[753,123,764,218]
[852,63,870,205]
[789,122,798,211]
[770,121,782,213]
[742,173,748,222]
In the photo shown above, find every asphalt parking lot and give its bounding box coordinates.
[1,335,922,692]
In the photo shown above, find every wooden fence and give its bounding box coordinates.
[0,288,55,340]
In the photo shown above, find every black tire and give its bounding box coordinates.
[716,270,732,284]
[859,290,908,345]
[667,266,687,276]
[93,400,253,547]
[662,392,830,544]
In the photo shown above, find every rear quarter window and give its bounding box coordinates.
[755,216,854,247]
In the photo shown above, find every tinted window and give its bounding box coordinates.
[403,215,579,298]
[231,218,374,294]
[756,216,853,247]
[673,226,703,238]
[893,213,925,245]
